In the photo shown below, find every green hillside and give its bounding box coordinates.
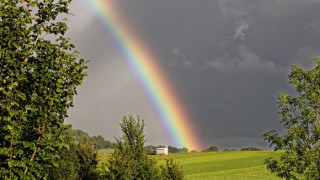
[154,151,281,180]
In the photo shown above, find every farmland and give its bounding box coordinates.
[99,150,282,180]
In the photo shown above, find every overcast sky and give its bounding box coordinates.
[64,0,320,150]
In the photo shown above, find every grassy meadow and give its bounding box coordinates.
[99,150,282,180]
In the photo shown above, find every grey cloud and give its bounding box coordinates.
[170,47,193,68]
[289,46,320,69]
[234,20,250,41]
[217,0,254,18]
[204,45,278,73]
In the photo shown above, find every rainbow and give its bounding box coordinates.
[80,0,201,151]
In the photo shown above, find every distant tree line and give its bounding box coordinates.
[240,146,262,151]
[68,129,116,150]
[145,145,191,155]
[200,146,262,152]
[202,146,219,152]
[68,128,265,154]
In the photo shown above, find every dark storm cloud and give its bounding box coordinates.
[66,0,320,149]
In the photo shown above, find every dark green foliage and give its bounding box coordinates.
[264,58,320,179]
[76,136,99,179]
[168,146,189,154]
[240,147,262,151]
[47,134,99,180]
[168,145,179,153]
[202,146,219,152]
[179,147,189,153]
[223,149,237,152]
[145,145,156,155]
[48,130,80,180]
[105,115,160,179]
[160,159,185,180]
[0,0,87,178]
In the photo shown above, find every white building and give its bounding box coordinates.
[156,148,168,155]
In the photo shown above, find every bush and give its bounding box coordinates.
[240,147,262,151]
[160,159,185,180]
[202,146,219,152]
[223,149,237,152]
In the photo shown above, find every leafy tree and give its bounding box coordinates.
[145,145,156,155]
[202,146,219,152]
[105,115,160,179]
[168,145,179,154]
[47,134,99,180]
[179,147,189,153]
[159,159,185,180]
[76,136,99,179]
[48,129,80,180]
[264,58,320,179]
[240,147,262,151]
[0,0,87,178]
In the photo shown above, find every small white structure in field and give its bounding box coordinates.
[156,148,168,155]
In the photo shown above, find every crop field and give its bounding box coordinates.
[154,151,282,180]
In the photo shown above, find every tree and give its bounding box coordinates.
[202,146,219,152]
[47,134,99,180]
[223,149,237,152]
[179,147,189,153]
[240,147,262,151]
[160,159,185,180]
[168,145,179,154]
[47,129,80,180]
[0,0,87,178]
[76,136,99,179]
[105,115,160,179]
[264,58,320,179]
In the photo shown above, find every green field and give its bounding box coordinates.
[97,148,114,156]
[154,151,281,180]
[98,150,282,179]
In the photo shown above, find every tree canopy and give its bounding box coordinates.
[0,0,87,178]
[264,58,320,179]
